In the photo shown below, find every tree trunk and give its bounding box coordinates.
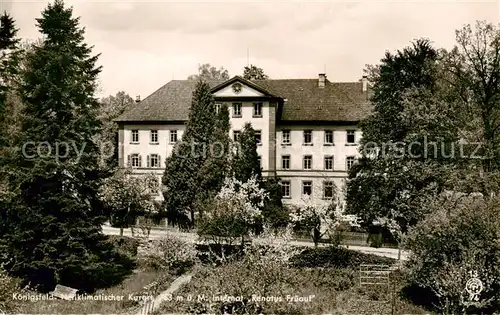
[313,227,321,248]
[120,227,123,236]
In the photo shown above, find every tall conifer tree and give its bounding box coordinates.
[0,0,132,292]
[0,11,20,148]
[162,80,216,226]
[232,122,261,183]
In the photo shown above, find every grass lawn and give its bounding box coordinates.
[15,269,177,314]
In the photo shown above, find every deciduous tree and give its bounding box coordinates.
[243,64,269,80]
[187,63,229,81]
[99,169,159,236]
[345,39,444,234]
[97,91,134,169]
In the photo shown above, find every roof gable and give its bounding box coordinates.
[211,76,278,98]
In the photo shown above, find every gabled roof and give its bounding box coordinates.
[211,76,279,97]
[115,76,373,123]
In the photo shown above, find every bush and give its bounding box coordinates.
[290,246,395,269]
[0,268,22,314]
[405,194,500,314]
[160,231,355,315]
[195,243,246,265]
[106,235,140,258]
[139,234,197,274]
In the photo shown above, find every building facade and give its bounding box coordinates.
[115,74,372,205]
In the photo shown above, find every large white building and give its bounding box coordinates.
[115,74,372,205]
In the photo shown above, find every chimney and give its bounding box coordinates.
[135,95,141,103]
[361,75,368,92]
[318,73,326,88]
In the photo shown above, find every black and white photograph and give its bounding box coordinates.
[0,0,499,314]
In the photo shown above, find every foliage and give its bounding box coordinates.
[260,175,288,229]
[404,193,500,314]
[105,235,140,258]
[161,229,357,315]
[231,122,261,183]
[290,246,395,269]
[345,39,452,234]
[242,64,269,80]
[197,176,268,248]
[0,11,21,169]
[187,63,229,81]
[96,91,134,169]
[0,266,22,314]
[443,21,500,172]
[139,235,197,275]
[0,0,134,293]
[99,169,159,235]
[289,194,345,247]
[162,80,218,226]
[196,101,231,212]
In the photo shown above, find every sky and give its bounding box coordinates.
[3,0,500,98]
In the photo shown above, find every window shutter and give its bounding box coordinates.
[127,155,131,167]
[147,155,150,168]
[138,155,142,167]
[159,155,162,168]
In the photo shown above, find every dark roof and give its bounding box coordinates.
[115,77,373,123]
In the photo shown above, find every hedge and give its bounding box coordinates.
[290,246,395,269]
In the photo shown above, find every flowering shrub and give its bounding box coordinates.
[289,194,355,247]
[139,234,197,275]
[99,169,159,236]
[197,176,268,247]
[405,193,500,314]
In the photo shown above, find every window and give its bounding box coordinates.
[324,156,334,170]
[346,156,356,170]
[323,181,335,199]
[233,130,241,142]
[215,103,221,114]
[302,181,312,196]
[255,130,262,145]
[170,130,178,143]
[303,155,312,170]
[257,156,262,169]
[347,130,356,144]
[324,130,333,145]
[282,130,291,145]
[131,130,139,143]
[232,103,242,117]
[253,102,262,117]
[150,130,158,143]
[129,154,141,168]
[281,181,291,198]
[148,154,160,168]
[303,130,312,145]
[281,155,290,170]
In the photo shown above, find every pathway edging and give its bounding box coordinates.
[136,272,193,315]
